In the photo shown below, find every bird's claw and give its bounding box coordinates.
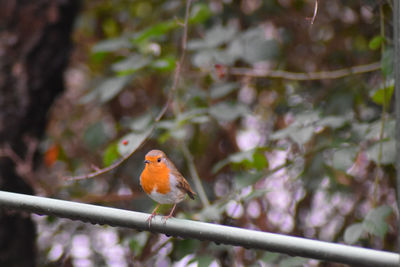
[162,215,172,224]
[146,213,157,227]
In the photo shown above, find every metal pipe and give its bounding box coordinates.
[0,190,398,266]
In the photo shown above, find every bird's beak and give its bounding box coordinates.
[144,160,150,164]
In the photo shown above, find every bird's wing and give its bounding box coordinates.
[166,159,196,200]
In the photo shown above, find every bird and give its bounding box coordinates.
[140,149,196,226]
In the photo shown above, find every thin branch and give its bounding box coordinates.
[229,62,381,81]
[310,0,319,24]
[180,142,210,207]
[373,3,387,207]
[168,0,210,208]
[65,145,143,180]
[66,0,194,181]
[0,145,23,164]
[0,138,40,190]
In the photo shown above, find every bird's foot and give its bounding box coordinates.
[162,214,173,224]
[146,212,157,227]
[162,204,177,224]
[147,204,160,227]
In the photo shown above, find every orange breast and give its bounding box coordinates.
[140,163,171,195]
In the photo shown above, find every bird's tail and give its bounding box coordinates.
[187,189,196,200]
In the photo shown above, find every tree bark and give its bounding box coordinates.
[0,1,79,266]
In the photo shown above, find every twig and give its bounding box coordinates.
[373,3,387,207]
[0,137,39,189]
[229,62,381,81]
[169,0,210,208]
[0,145,22,164]
[66,0,194,181]
[180,142,210,207]
[310,0,318,24]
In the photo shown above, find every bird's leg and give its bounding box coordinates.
[162,204,177,224]
[146,204,160,227]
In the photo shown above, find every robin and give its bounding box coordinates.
[140,149,196,225]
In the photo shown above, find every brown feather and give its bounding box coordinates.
[165,157,196,200]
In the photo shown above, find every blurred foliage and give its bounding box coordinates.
[34,0,397,266]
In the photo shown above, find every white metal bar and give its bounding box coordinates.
[0,190,398,266]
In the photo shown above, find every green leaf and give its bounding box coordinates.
[288,126,314,145]
[271,111,321,144]
[128,232,148,256]
[344,223,364,244]
[332,147,357,171]
[189,3,212,24]
[111,55,151,74]
[91,75,133,103]
[270,126,295,140]
[90,51,108,64]
[176,108,209,125]
[381,48,394,77]
[83,122,109,150]
[317,116,347,129]
[102,142,119,167]
[128,113,152,132]
[226,38,244,61]
[209,102,249,122]
[240,28,279,64]
[92,38,131,53]
[197,203,224,221]
[236,171,264,188]
[242,188,270,202]
[188,24,237,50]
[174,239,202,261]
[213,148,269,174]
[279,257,309,267]
[191,49,217,67]
[210,82,240,99]
[368,36,385,50]
[187,39,209,50]
[156,120,175,130]
[351,123,369,141]
[132,20,177,44]
[204,24,237,48]
[46,215,57,224]
[260,252,280,263]
[252,151,268,171]
[366,119,395,140]
[170,127,187,140]
[195,255,214,267]
[102,18,119,37]
[366,140,395,165]
[293,111,320,125]
[212,150,253,173]
[362,205,392,237]
[118,128,152,157]
[151,57,176,71]
[190,115,209,124]
[371,80,394,106]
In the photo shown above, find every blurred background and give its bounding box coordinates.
[1,0,397,266]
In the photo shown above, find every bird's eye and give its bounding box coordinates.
[157,157,161,162]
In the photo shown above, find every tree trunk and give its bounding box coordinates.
[0,1,79,266]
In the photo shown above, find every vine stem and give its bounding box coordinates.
[181,142,210,207]
[172,0,209,207]
[373,3,387,208]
